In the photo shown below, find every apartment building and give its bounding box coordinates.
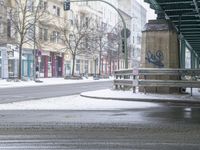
[1,0,67,78]
[23,0,67,78]
[73,0,121,76]
[0,0,147,79]
[0,0,7,78]
[132,0,146,68]
[118,0,146,68]
[63,2,103,76]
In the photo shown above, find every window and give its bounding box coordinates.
[27,24,34,39]
[39,1,48,10]
[137,36,141,45]
[53,5,60,16]
[7,19,11,38]
[51,31,60,43]
[53,5,56,15]
[39,28,48,41]
[85,17,89,28]
[43,1,48,10]
[27,0,34,12]
[85,38,88,48]
[84,60,88,74]
[70,19,73,26]
[44,29,48,41]
[76,59,80,73]
[52,31,56,42]
[0,21,3,34]
[57,7,60,16]
[39,27,43,40]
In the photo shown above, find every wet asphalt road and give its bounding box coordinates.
[0,81,112,104]
[0,103,200,149]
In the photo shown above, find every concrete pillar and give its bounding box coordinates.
[140,19,180,93]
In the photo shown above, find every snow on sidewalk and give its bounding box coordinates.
[81,88,200,103]
[0,77,112,89]
[0,88,199,110]
[0,95,159,110]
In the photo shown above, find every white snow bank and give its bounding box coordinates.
[0,77,112,89]
[0,95,159,110]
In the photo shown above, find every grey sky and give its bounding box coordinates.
[136,0,157,21]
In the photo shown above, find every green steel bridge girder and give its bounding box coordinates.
[145,0,200,67]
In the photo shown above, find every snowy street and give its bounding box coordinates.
[0,78,200,150]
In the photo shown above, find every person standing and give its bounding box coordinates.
[36,65,39,78]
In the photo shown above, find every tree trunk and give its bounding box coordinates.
[18,44,23,79]
[117,43,120,70]
[99,38,102,76]
[72,54,76,76]
[109,53,112,76]
[99,49,102,76]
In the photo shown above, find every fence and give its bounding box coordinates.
[113,68,200,96]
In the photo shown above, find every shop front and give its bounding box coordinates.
[22,49,34,79]
[51,52,64,77]
[37,51,64,78]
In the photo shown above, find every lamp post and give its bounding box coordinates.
[64,0,128,69]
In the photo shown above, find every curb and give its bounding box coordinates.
[80,92,200,105]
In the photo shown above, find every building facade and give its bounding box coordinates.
[0,0,8,78]
[0,0,147,79]
[118,0,146,68]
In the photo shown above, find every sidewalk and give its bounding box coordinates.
[0,77,112,89]
[81,88,200,104]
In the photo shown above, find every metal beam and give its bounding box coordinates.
[193,0,200,16]
[159,1,192,5]
[165,8,194,12]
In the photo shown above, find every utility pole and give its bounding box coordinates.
[64,0,128,69]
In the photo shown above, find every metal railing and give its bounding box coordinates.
[113,68,200,96]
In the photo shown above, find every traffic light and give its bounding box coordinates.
[64,0,70,11]
[121,39,125,53]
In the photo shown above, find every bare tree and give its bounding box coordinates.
[0,0,7,46]
[90,21,109,76]
[92,22,125,75]
[107,25,124,70]
[58,15,94,76]
[8,0,46,79]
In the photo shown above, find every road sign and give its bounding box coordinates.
[133,68,139,75]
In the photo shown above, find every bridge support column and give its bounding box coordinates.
[140,19,180,93]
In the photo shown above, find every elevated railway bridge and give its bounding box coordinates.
[145,0,200,69]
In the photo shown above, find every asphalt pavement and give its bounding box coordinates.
[0,103,200,149]
[0,80,200,149]
[0,81,112,104]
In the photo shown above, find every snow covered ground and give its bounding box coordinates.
[0,88,199,110]
[0,95,159,110]
[0,77,112,89]
[0,77,199,110]
[81,88,200,102]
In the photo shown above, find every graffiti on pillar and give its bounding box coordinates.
[145,50,164,68]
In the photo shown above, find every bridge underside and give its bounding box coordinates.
[145,0,200,67]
